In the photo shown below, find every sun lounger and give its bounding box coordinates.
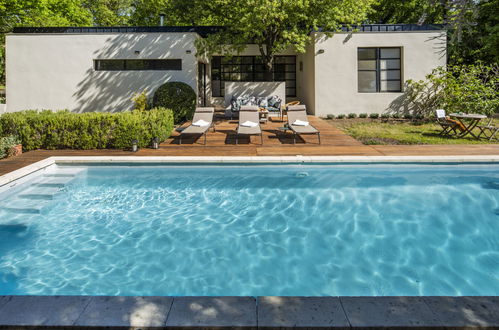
[179,107,215,145]
[286,105,320,144]
[236,105,262,145]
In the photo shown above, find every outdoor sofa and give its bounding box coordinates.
[227,95,282,119]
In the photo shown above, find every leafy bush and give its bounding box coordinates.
[404,63,499,117]
[359,113,368,118]
[380,113,390,119]
[348,113,357,118]
[0,135,20,159]
[131,89,149,111]
[337,114,346,119]
[152,82,196,123]
[369,113,379,119]
[0,96,5,104]
[392,114,401,119]
[326,114,335,119]
[404,114,413,119]
[0,108,174,151]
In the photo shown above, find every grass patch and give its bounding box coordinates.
[330,119,498,145]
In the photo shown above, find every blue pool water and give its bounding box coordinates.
[0,164,498,296]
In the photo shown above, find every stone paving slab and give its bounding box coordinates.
[74,296,173,328]
[0,296,11,311]
[340,296,443,328]
[166,296,256,328]
[258,296,350,329]
[424,296,499,328]
[0,295,91,326]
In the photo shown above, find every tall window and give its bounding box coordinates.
[211,56,296,97]
[358,48,401,92]
[94,59,182,71]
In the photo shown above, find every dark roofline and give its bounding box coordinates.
[12,24,444,36]
[12,26,223,37]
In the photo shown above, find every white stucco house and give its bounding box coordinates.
[4,24,446,117]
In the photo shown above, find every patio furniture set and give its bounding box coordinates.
[436,109,498,141]
[178,103,320,145]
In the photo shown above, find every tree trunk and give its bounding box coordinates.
[259,43,274,82]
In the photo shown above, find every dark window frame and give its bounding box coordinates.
[211,55,296,97]
[357,47,402,93]
[94,59,182,71]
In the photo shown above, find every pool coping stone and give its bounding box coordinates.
[73,296,173,328]
[0,296,497,329]
[258,296,350,329]
[166,296,257,328]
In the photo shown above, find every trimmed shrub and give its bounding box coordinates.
[337,114,346,119]
[403,114,413,120]
[326,114,335,119]
[369,113,379,119]
[0,135,20,159]
[152,82,196,123]
[392,114,401,119]
[359,113,368,118]
[380,113,390,119]
[0,108,174,151]
[131,89,149,111]
[348,113,357,118]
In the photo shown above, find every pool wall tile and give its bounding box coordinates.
[166,296,257,328]
[424,296,499,328]
[0,295,91,326]
[257,296,350,329]
[340,296,443,328]
[73,296,173,328]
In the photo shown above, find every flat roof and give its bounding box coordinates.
[12,24,444,36]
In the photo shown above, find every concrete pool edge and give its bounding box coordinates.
[0,295,497,329]
[2,154,499,188]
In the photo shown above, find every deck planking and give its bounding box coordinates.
[1,116,498,176]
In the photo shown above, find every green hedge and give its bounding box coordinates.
[152,82,196,123]
[0,108,174,151]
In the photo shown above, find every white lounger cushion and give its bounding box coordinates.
[192,119,210,127]
[241,121,258,127]
[292,119,309,126]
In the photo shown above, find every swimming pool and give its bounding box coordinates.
[0,162,498,296]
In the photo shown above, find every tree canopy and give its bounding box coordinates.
[0,0,497,85]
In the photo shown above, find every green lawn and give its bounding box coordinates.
[330,119,498,145]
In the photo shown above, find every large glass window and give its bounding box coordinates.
[358,48,401,93]
[211,56,296,97]
[94,59,182,71]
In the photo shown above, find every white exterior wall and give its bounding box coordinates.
[6,33,198,112]
[311,32,446,117]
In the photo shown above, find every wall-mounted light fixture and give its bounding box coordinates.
[317,49,325,54]
[186,50,192,54]
[134,50,141,55]
[132,139,138,152]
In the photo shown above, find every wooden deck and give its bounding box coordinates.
[1,115,498,176]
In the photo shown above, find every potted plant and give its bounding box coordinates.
[0,136,22,159]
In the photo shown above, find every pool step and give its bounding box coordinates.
[0,200,45,214]
[18,186,63,200]
[35,176,76,188]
